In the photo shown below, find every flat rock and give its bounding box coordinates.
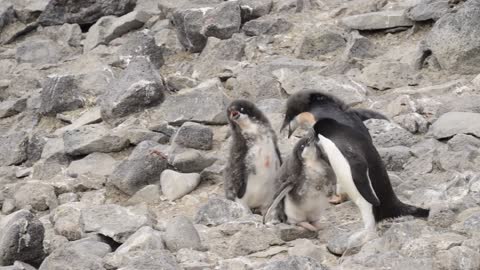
[0,98,27,119]
[170,149,216,173]
[151,79,229,125]
[0,132,28,166]
[426,0,480,74]
[38,0,136,26]
[127,185,161,205]
[54,107,102,135]
[173,122,213,150]
[359,61,417,90]
[165,216,203,252]
[228,227,283,257]
[160,170,201,201]
[14,181,58,211]
[63,124,129,156]
[15,39,64,65]
[110,140,168,195]
[341,10,414,30]
[100,57,165,124]
[104,250,179,270]
[39,74,84,116]
[195,197,249,226]
[365,119,420,147]
[429,112,480,139]
[67,152,118,178]
[406,0,451,21]
[0,210,45,266]
[115,226,165,255]
[242,16,292,36]
[81,204,155,243]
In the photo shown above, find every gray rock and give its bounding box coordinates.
[51,203,83,241]
[406,0,451,21]
[393,113,429,134]
[0,210,44,266]
[39,74,84,116]
[341,10,414,30]
[377,146,413,171]
[173,122,213,150]
[25,132,48,166]
[229,66,283,101]
[426,0,480,74]
[429,112,480,139]
[84,11,151,51]
[38,0,136,26]
[58,193,78,204]
[41,23,83,47]
[165,74,198,92]
[80,190,106,205]
[118,30,164,69]
[32,151,70,181]
[0,98,27,119]
[110,140,168,195]
[81,204,155,243]
[165,216,203,252]
[195,197,248,226]
[295,27,346,59]
[105,250,179,270]
[259,256,326,270]
[0,261,36,270]
[276,223,318,242]
[39,238,111,270]
[326,232,350,256]
[0,132,28,166]
[127,185,161,205]
[115,226,165,254]
[172,7,210,53]
[176,248,214,269]
[63,124,129,156]
[447,134,480,152]
[14,181,58,211]
[101,57,165,124]
[365,119,420,147]
[242,16,292,36]
[54,107,102,136]
[344,31,376,59]
[15,39,63,65]
[239,0,272,21]
[152,79,229,125]
[428,204,456,228]
[288,239,336,267]
[360,61,417,90]
[170,149,216,173]
[122,128,169,145]
[229,227,283,257]
[160,170,201,201]
[67,152,118,178]
[202,1,241,40]
[435,246,480,270]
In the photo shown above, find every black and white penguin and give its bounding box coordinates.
[312,117,429,232]
[280,90,388,204]
[224,100,282,214]
[263,137,336,231]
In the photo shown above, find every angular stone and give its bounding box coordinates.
[426,0,480,74]
[242,16,292,36]
[104,250,179,270]
[115,226,165,254]
[81,204,155,243]
[39,74,84,116]
[202,1,241,40]
[63,124,129,156]
[165,216,203,252]
[429,112,480,139]
[344,31,376,59]
[341,10,414,30]
[447,134,480,152]
[38,0,136,26]
[229,66,283,101]
[173,122,213,150]
[365,119,420,147]
[239,0,273,21]
[118,30,164,69]
[51,203,84,241]
[0,210,45,266]
[160,170,201,201]
[122,128,169,145]
[229,227,283,257]
[295,28,346,59]
[110,141,168,195]
[100,57,165,124]
[152,79,230,125]
[15,39,63,65]
[435,246,480,270]
[195,197,248,226]
[360,61,417,90]
[54,107,102,135]
[276,224,318,242]
[406,0,451,21]
[377,146,413,171]
[0,132,28,166]
[172,7,210,53]
[127,185,161,205]
[14,181,58,211]
[67,152,118,178]
[0,98,27,119]
[170,150,216,173]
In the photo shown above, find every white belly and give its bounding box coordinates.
[238,138,280,210]
[284,191,329,224]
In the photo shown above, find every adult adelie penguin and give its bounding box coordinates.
[263,137,336,231]
[280,90,388,204]
[312,118,429,233]
[224,99,282,214]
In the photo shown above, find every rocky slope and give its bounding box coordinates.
[1,0,480,269]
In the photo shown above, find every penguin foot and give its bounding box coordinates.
[312,220,324,230]
[328,193,348,205]
[297,222,318,232]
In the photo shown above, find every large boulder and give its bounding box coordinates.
[100,57,165,124]
[429,112,480,139]
[110,140,167,195]
[38,0,136,26]
[117,30,164,69]
[202,1,241,40]
[63,124,129,156]
[14,181,58,211]
[0,210,45,266]
[426,0,480,74]
[164,216,203,252]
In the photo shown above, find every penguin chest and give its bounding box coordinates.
[284,189,328,224]
[240,137,280,209]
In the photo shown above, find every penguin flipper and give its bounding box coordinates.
[263,184,293,224]
[347,152,381,206]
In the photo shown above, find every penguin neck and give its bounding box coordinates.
[310,102,344,120]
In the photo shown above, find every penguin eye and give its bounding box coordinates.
[240,107,244,112]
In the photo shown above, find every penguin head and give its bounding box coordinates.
[281,90,345,138]
[227,99,269,133]
[294,136,325,163]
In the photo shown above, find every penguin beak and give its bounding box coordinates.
[280,118,298,139]
[230,110,240,120]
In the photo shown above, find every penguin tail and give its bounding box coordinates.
[374,200,429,222]
[400,203,430,218]
[349,108,389,121]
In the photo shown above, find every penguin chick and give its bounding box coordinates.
[263,137,336,231]
[312,117,429,234]
[280,90,388,204]
[224,99,282,215]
